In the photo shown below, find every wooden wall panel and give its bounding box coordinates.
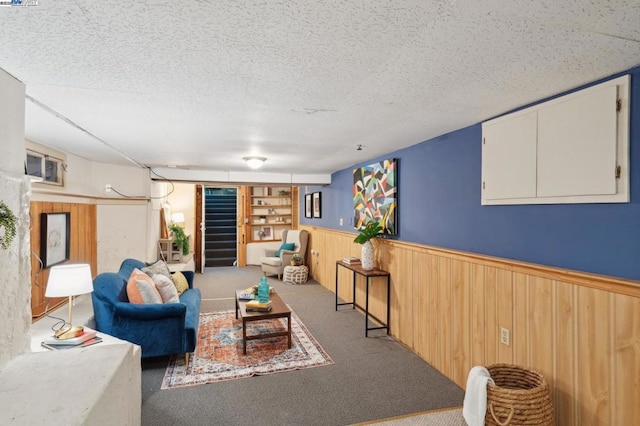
[470,263,486,369]
[30,201,97,319]
[301,225,640,425]
[485,267,498,364]
[529,277,555,402]
[577,287,611,425]
[613,294,640,425]
[429,255,440,369]
[451,259,470,387]
[496,269,513,364]
[555,281,577,426]
[513,273,530,367]
[393,244,413,344]
[412,250,429,359]
[438,257,452,378]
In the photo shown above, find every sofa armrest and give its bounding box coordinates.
[113,301,186,320]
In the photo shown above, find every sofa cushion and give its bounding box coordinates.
[153,274,179,303]
[275,242,295,257]
[171,271,189,295]
[142,260,172,279]
[127,269,162,304]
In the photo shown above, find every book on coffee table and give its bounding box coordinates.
[41,336,103,351]
[41,327,98,346]
[245,300,272,312]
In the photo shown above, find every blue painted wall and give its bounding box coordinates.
[301,66,640,281]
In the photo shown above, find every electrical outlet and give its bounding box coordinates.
[339,218,343,226]
[105,184,112,193]
[500,327,510,346]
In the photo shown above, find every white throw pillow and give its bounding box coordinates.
[142,260,172,279]
[153,274,180,303]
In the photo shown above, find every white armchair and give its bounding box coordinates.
[260,229,309,279]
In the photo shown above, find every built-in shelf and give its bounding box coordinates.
[247,186,297,242]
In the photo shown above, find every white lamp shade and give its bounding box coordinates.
[172,212,185,223]
[45,263,94,298]
[243,156,266,169]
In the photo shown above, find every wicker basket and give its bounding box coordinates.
[485,364,554,426]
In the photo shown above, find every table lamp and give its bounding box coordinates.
[172,212,185,224]
[45,263,93,327]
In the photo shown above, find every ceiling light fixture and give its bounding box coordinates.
[243,156,267,169]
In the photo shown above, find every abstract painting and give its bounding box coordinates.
[353,158,397,234]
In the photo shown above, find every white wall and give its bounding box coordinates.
[27,143,159,272]
[167,182,196,251]
[0,69,30,368]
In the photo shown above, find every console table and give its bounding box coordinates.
[335,260,390,337]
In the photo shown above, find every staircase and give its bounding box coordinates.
[204,188,237,267]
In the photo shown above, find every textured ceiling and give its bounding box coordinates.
[1,0,639,179]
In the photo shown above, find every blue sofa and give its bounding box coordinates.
[91,258,201,364]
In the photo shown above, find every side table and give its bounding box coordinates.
[283,265,309,284]
[335,260,390,337]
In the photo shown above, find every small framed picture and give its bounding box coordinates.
[258,225,274,240]
[305,194,313,218]
[313,192,322,218]
[41,212,70,268]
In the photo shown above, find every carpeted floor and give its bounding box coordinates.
[141,266,465,425]
[162,309,333,388]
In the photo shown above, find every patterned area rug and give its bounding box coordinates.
[355,406,465,425]
[162,309,333,389]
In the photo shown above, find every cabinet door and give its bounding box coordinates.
[482,110,538,202]
[537,85,618,197]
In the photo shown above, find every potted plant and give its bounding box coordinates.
[290,254,303,266]
[168,223,190,255]
[259,215,266,224]
[353,221,382,270]
[0,201,17,250]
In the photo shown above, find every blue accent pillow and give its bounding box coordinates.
[275,242,295,257]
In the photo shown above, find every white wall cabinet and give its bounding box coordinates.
[482,75,629,205]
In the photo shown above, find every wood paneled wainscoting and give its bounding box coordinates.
[301,225,640,426]
[30,201,97,319]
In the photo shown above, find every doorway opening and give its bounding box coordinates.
[203,187,237,267]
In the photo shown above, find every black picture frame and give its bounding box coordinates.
[305,194,313,218]
[41,212,70,268]
[313,192,322,218]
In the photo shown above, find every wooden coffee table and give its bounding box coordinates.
[235,289,292,355]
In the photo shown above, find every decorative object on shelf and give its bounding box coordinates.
[305,193,312,218]
[353,221,382,270]
[290,254,303,266]
[313,192,322,218]
[40,212,70,268]
[259,215,266,224]
[0,200,17,250]
[258,225,273,240]
[278,190,291,196]
[169,223,190,255]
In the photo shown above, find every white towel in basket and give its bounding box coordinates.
[463,366,495,426]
